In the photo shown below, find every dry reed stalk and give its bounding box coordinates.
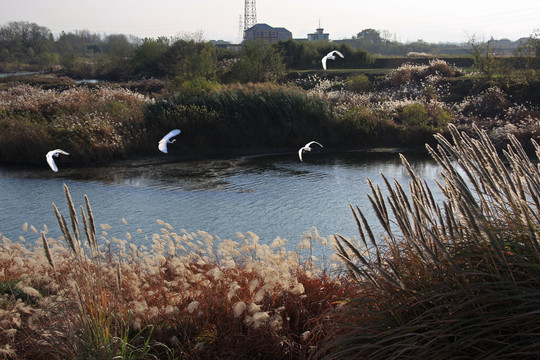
[52,202,78,256]
[325,123,540,359]
[335,123,540,291]
[64,183,81,251]
[41,231,55,270]
[84,194,97,249]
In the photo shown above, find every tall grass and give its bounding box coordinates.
[0,184,356,359]
[2,61,539,167]
[0,84,150,165]
[146,82,336,151]
[326,123,540,359]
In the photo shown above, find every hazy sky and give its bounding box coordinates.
[1,0,539,43]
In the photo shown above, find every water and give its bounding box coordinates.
[0,72,40,78]
[0,151,443,258]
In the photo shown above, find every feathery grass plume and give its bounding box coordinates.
[326,123,540,359]
[52,202,78,256]
[80,206,93,254]
[41,231,55,270]
[2,184,355,359]
[63,184,81,250]
[84,194,97,247]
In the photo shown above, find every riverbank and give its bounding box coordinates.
[2,60,540,168]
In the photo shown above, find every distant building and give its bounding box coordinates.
[244,23,292,42]
[210,40,241,51]
[294,23,330,42]
[307,25,329,41]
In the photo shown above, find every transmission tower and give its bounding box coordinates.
[244,0,257,32]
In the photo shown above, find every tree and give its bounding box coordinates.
[56,30,102,57]
[96,34,136,80]
[467,34,496,78]
[132,37,170,78]
[356,29,384,45]
[103,34,134,57]
[513,29,540,82]
[0,21,54,62]
[273,39,319,69]
[227,40,285,83]
[159,39,217,81]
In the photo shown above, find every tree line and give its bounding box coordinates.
[338,28,532,56]
[0,21,373,82]
[2,21,538,82]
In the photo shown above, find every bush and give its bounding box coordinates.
[400,102,428,127]
[167,76,220,97]
[346,74,371,93]
[336,106,399,146]
[459,86,511,118]
[387,59,461,86]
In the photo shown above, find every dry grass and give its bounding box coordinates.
[327,123,540,359]
[0,184,357,359]
[0,84,150,165]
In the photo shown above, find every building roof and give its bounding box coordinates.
[245,23,291,34]
[245,23,274,32]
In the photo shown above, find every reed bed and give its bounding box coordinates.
[0,184,356,359]
[303,60,539,149]
[327,123,540,359]
[145,82,336,150]
[2,60,539,167]
[0,84,150,165]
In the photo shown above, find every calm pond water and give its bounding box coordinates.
[0,151,444,258]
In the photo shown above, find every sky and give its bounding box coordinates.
[1,0,539,44]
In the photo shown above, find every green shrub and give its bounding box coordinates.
[167,76,220,96]
[346,74,371,93]
[400,102,429,128]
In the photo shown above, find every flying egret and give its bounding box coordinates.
[321,50,344,70]
[298,141,323,162]
[158,129,181,153]
[46,149,69,172]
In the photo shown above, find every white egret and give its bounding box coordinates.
[158,129,181,153]
[321,50,344,70]
[46,149,69,172]
[298,141,323,162]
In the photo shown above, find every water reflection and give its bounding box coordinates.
[0,151,443,258]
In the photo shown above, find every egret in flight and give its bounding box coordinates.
[158,129,181,153]
[298,141,323,162]
[322,50,344,70]
[46,149,69,172]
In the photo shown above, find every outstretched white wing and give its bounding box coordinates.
[321,55,328,70]
[158,129,181,153]
[298,147,304,162]
[305,141,323,148]
[332,50,344,58]
[46,149,69,172]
